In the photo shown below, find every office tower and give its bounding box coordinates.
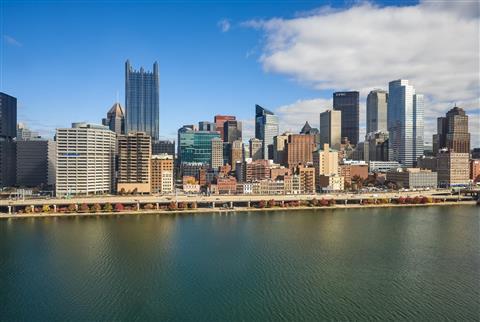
[249,138,263,161]
[199,121,215,132]
[211,137,224,169]
[0,92,17,188]
[436,149,470,187]
[320,110,342,149]
[333,91,359,144]
[286,134,315,168]
[214,115,235,141]
[255,104,279,159]
[366,90,388,134]
[433,106,470,154]
[366,131,389,162]
[56,123,115,197]
[177,124,195,157]
[300,121,320,148]
[151,154,174,194]
[152,140,175,156]
[117,132,152,194]
[102,102,125,135]
[388,80,424,167]
[273,133,289,165]
[16,123,40,140]
[178,128,220,165]
[386,168,437,189]
[125,60,159,141]
[16,140,56,187]
[223,119,242,143]
[231,140,244,172]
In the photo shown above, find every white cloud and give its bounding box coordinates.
[245,1,480,146]
[218,19,231,33]
[3,35,22,47]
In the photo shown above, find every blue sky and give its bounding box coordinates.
[1,0,478,145]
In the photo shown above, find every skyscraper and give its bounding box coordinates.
[388,79,424,167]
[214,115,235,141]
[433,106,470,154]
[102,102,125,135]
[0,92,17,188]
[366,90,388,134]
[333,91,359,144]
[285,134,315,168]
[223,119,242,143]
[231,140,244,172]
[249,138,263,161]
[16,140,56,187]
[125,60,159,141]
[178,128,220,165]
[319,110,342,149]
[211,137,224,169]
[255,104,279,159]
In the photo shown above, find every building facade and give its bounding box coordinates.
[210,137,224,169]
[255,104,279,159]
[320,110,342,149]
[102,102,125,135]
[16,140,56,187]
[125,60,160,141]
[56,123,115,197]
[151,154,174,194]
[117,132,152,194]
[178,129,221,165]
[249,138,263,161]
[223,120,242,143]
[387,79,424,167]
[0,92,17,188]
[231,140,244,172]
[152,140,175,156]
[333,91,359,145]
[285,134,315,168]
[436,149,470,187]
[366,131,389,162]
[366,90,388,134]
[214,115,235,141]
[312,143,339,191]
[433,106,470,154]
[386,168,437,189]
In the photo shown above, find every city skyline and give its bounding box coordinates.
[1,1,478,147]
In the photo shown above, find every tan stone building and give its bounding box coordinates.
[312,143,339,191]
[318,175,345,191]
[436,149,470,187]
[294,165,315,194]
[117,132,151,194]
[151,154,174,194]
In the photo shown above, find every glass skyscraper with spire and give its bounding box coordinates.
[125,60,159,141]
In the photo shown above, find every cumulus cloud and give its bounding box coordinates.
[3,35,22,47]
[218,19,231,32]
[245,1,480,146]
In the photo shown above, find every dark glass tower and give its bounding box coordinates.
[333,91,359,145]
[255,104,279,159]
[0,92,17,187]
[125,60,159,141]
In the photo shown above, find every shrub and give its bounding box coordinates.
[24,206,32,213]
[114,203,124,212]
[167,202,177,211]
[79,203,89,212]
[397,197,406,204]
[177,202,186,209]
[267,199,276,208]
[190,202,197,209]
[119,188,126,195]
[258,200,266,208]
[42,204,51,213]
[103,203,113,212]
[91,203,101,213]
[310,198,319,207]
[319,199,329,206]
[67,204,77,213]
[328,199,336,206]
[144,203,154,210]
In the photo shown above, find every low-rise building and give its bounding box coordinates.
[386,168,438,189]
[470,159,480,183]
[217,177,237,194]
[318,175,345,191]
[369,161,401,173]
[236,182,253,194]
[151,154,174,194]
[339,163,368,184]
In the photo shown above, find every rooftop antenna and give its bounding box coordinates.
[116,91,119,104]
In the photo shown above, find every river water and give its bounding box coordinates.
[1,206,479,320]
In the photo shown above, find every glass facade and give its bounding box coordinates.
[366,90,388,134]
[255,104,279,159]
[125,60,159,141]
[179,130,220,165]
[388,80,424,167]
[333,91,359,145]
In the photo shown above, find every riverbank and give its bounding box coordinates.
[1,200,476,220]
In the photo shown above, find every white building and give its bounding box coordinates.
[56,123,115,197]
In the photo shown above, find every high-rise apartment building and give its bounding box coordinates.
[388,79,424,167]
[211,137,224,169]
[249,138,263,161]
[56,123,115,197]
[433,106,470,154]
[214,115,235,141]
[125,60,159,141]
[151,154,174,194]
[320,110,342,149]
[223,119,242,143]
[366,90,388,134]
[333,91,359,144]
[16,140,56,187]
[255,105,279,159]
[312,144,339,191]
[285,134,315,168]
[117,132,152,194]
